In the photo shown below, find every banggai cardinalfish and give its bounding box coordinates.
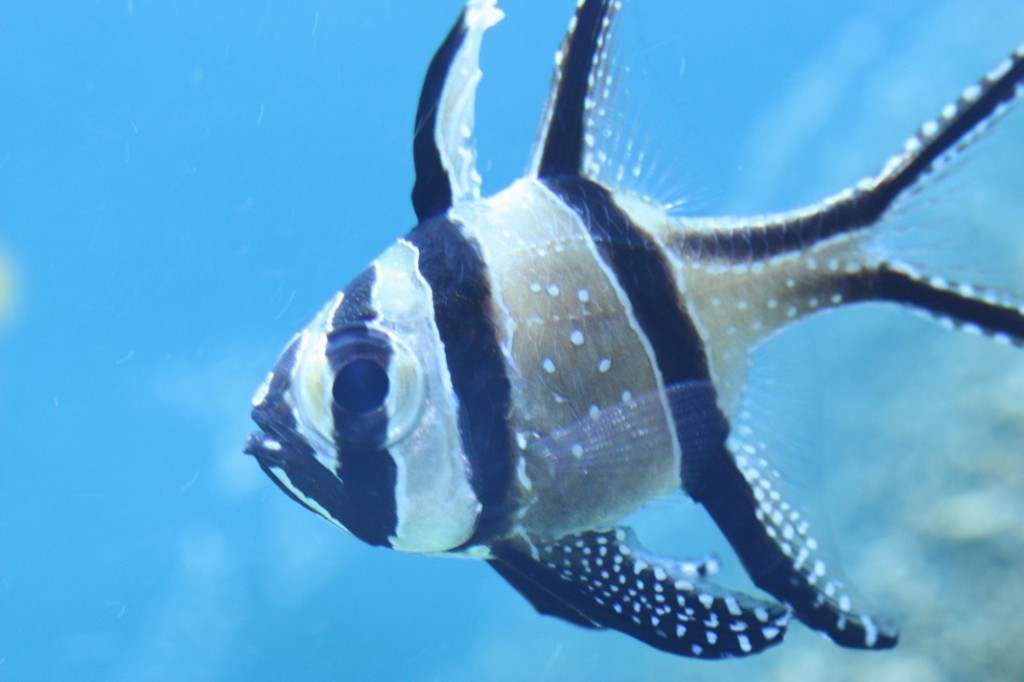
[246,0,1024,659]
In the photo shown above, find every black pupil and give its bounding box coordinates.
[333,359,390,414]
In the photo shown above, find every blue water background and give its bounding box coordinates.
[3,1,1024,680]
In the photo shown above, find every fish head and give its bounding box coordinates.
[245,235,482,553]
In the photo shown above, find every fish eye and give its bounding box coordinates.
[325,327,392,424]
[333,358,390,414]
[318,325,426,448]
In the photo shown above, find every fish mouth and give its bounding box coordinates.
[243,428,286,467]
[243,398,309,469]
[244,334,308,468]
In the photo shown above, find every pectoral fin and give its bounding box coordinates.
[490,559,601,630]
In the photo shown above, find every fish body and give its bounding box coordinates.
[246,0,1024,659]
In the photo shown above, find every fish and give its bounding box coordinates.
[244,0,1024,660]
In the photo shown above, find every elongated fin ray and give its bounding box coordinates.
[681,44,1024,261]
[490,528,790,659]
[411,0,503,221]
[532,0,620,178]
[845,260,1024,345]
[690,430,899,650]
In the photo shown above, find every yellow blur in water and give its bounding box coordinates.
[0,248,13,325]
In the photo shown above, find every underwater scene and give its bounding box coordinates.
[2,1,1024,680]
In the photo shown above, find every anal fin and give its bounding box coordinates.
[490,528,790,659]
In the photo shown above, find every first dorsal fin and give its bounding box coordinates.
[531,0,620,178]
[411,0,503,221]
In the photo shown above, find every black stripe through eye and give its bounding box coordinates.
[323,324,398,546]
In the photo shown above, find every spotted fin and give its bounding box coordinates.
[690,426,899,650]
[490,528,790,659]
[411,0,503,221]
[522,379,896,649]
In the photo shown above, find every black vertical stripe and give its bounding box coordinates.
[328,268,400,545]
[404,217,515,546]
[544,176,887,648]
[545,177,711,383]
[411,9,468,221]
[326,324,398,545]
[544,176,724,490]
[536,0,613,178]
